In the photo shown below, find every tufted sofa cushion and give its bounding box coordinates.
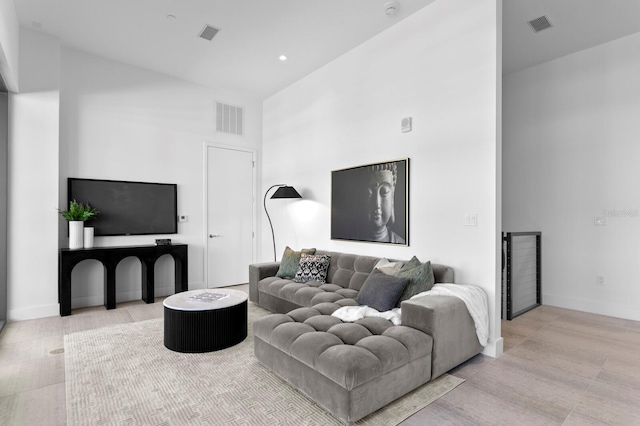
[249,250,455,316]
[254,305,434,391]
[254,251,380,314]
[257,277,361,309]
[318,251,380,291]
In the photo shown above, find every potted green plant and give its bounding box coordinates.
[59,200,99,249]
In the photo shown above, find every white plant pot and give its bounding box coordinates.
[83,227,94,249]
[69,221,84,249]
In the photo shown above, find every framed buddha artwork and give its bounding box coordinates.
[331,158,409,245]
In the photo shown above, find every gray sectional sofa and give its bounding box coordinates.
[249,250,484,425]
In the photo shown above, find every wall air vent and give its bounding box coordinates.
[199,25,220,41]
[528,16,552,33]
[216,102,244,136]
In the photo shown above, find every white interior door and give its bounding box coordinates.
[206,145,254,288]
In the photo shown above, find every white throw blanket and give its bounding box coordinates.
[411,284,489,346]
[331,283,489,346]
[331,305,403,325]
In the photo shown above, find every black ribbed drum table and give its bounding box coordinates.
[163,289,248,353]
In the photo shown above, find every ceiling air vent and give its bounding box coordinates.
[528,16,552,33]
[216,102,244,136]
[199,25,220,41]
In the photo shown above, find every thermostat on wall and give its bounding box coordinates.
[401,117,412,133]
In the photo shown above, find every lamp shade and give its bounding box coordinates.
[264,184,302,261]
[270,186,302,199]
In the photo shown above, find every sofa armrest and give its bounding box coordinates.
[401,295,483,379]
[431,263,454,283]
[249,262,280,303]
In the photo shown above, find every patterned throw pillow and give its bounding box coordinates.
[294,254,331,283]
[356,269,409,312]
[395,256,435,306]
[276,247,316,278]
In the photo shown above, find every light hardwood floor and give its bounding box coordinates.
[1,287,639,425]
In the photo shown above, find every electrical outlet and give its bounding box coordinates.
[465,213,478,226]
[596,275,605,286]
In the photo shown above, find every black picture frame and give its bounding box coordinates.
[331,158,409,245]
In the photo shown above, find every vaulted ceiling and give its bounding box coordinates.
[12,0,640,99]
[503,0,640,75]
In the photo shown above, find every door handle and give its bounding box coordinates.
[209,234,221,238]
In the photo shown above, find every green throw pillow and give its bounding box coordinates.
[395,256,435,306]
[276,246,316,278]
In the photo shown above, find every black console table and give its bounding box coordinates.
[58,244,188,316]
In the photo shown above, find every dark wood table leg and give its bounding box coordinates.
[174,249,188,293]
[141,259,155,303]
[59,261,74,317]
[104,262,117,310]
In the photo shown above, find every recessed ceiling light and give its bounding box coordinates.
[279,55,288,61]
[167,14,177,21]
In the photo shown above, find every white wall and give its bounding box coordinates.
[263,0,503,356]
[58,49,263,310]
[8,30,262,319]
[0,0,19,91]
[8,29,60,320]
[503,31,640,321]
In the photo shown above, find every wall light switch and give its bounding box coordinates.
[178,215,188,223]
[465,213,478,226]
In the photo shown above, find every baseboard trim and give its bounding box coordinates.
[482,337,503,358]
[7,283,205,322]
[543,293,640,322]
[8,303,60,321]
[71,286,179,310]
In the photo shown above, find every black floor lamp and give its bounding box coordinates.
[264,184,302,261]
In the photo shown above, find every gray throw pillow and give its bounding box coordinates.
[276,247,316,278]
[356,270,409,312]
[294,254,331,283]
[395,256,435,306]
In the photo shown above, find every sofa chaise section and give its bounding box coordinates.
[253,304,434,425]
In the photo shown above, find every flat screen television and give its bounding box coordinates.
[68,178,178,236]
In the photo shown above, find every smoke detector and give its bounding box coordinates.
[384,1,399,16]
